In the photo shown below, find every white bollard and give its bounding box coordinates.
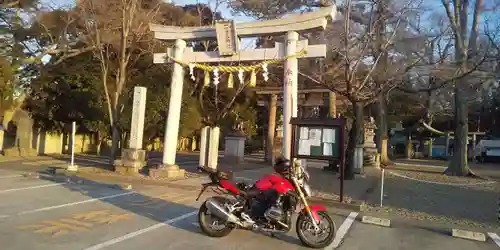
[67,121,78,172]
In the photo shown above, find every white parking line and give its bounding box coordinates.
[0,183,64,194]
[326,212,359,249]
[82,211,197,250]
[16,191,136,215]
[487,232,500,247]
[0,174,22,179]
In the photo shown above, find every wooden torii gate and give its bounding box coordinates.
[149,6,337,176]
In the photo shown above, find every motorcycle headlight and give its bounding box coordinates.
[302,183,312,197]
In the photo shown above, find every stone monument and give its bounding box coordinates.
[198,126,221,171]
[363,117,377,167]
[4,109,37,157]
[115,86,148,175]
[224,129,245,164]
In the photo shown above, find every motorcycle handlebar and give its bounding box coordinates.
[197,166,233,182]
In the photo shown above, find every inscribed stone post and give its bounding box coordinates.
[129,87,147,149]
[114,86,148,175]
[362,117,377,170]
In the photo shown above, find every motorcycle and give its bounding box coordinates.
[195,159,336,248]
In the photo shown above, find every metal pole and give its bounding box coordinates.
[339,118,345,203]
[71,121,76,166]
[380,168,385,207]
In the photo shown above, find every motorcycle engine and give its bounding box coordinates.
[264,205,283,222]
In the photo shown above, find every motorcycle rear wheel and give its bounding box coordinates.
[296,211,336,248]
[198,197,235,237]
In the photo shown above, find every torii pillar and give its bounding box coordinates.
[149,6,337,174]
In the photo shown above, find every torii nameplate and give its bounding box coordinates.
[149,6,337,41]
[215,20,240,56]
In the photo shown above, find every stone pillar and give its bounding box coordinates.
[445,133,450,157]
[199,126,209,168]
[224,131,245,164]
[207,127,220,170]
[362,118,377,171]
[427,139,433,158]
[282,31,299,160]
[406,135,414,159]
[329,92,336,118]
[265,94,277,163]
[151,39,186,178]
[115,86,147,175]
[471,133,477,160]
[353,145,364,174]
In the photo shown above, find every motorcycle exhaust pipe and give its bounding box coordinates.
[205,198,243,226]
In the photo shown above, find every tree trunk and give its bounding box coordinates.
[375,92,389,164]
[111,124,120,162]
[445,84,470,176]
[109,93,121,164]
[345,100,364,180]
[0,130,4,153]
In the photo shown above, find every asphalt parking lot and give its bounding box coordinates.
[0,163,499,250]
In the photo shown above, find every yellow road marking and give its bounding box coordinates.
[59,219,93,227]
[19,220,90,236]
[73,210,110,220]
[18,210,136,237]
[18,225,45,230]
[89,213,134,224]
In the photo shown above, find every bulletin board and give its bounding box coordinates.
[296,126,341,158]
[290,117,346,161]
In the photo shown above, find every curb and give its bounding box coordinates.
[451,229,486,242]
[359,214,489,242]
[310,197,364,212]
[361,215,391,227]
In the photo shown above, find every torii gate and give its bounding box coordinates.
[149,6,337,177]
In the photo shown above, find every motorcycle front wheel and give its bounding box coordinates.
[198,197,235,237]
[296,211,336,248]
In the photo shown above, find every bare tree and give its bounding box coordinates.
[437,0,484,175]
[293,0,420,178]
[36,0,165,161]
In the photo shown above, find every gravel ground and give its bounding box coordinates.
[365,169,500,228]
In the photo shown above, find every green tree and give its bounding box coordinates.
[25,53,106,133]
[32,0,205,161]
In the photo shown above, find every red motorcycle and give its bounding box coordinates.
[195,158,336,248]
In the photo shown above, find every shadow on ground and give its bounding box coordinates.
[35,171,303,247]
[367,169,500,228]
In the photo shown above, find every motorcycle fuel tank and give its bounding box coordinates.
[255,175,294,194]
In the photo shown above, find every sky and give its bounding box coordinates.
[175,0,252,22]
[41,0,250,21]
